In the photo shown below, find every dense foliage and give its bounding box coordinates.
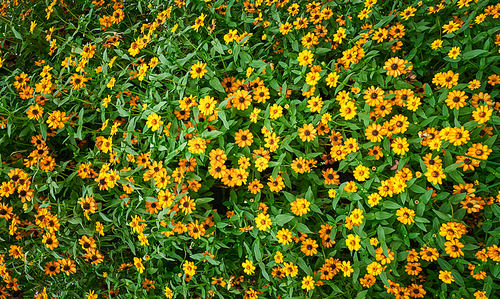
[1,0,500,298]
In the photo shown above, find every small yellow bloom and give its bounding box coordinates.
[30,21,37,33]
[108,56,117,68]
[107,78,116,89]
[448,47,461,60]
[431,39,443,50]
[246,67,254,78]
[242,259,256,275]
[171,23,178,33]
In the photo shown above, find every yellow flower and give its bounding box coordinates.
[353,165,370,181]
[274,251,284,263]
[250,108,261,123]
[472,105,493,124]
[198,95,216,116]
[255,212,272,231]
[165,286,173,298]
[297,50,314,66]
[366,262,383,276]
[396,207,416,225]
[448,47,461,60]
[368,193,381,207]
[301,275,315,292]
[341,261,354,277]
[134,257,145,273]
[246,67,254,78]
[26,105,43,120]
[30,21,37,33]
[321,112,332,124]
[255,157,268,172]
[468,79,481,90]
[188,137,207,154]
[192,13,207,32]
[443,21,460,34]
[305,71,320,86]
[242,259,256,275]
[438,270,454,284]
[190,61,207,79]
[345,234,361,251]
[391,137,409,156]
[107,78,116,89]
[350,208,364,226]
[431,39,443,50]
[325,72,339,88]
[183,260,197,276]
[146,113,163,132]
[171,23,178,33]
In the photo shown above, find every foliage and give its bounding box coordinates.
[1,0,500,298]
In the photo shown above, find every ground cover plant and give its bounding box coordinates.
[1,0,500,298]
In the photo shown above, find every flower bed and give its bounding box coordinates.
[1,0,500,298]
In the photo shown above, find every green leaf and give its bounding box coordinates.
[377,225,386,242]
[373,14,395,29]
[275,214,294,226]
[253,241,262,262]
[117,105,130,117]
[259,262,270,281]
[448,170,465,184]
[297,257,312,275]
[433,209,451,221]
[410,183,427,194]
[212,40,224,55]
[269,80,280,92]
[451,270,465,287]
[209,77,225,93]
[445,163,462,173]
[462,49,488,60]
[419,189,433,204]
[355,290,368,299]
[201,130,223,140]
[11,26,22,39]
[315,48,331,54]
[437,258,452,271]
[383,201,402,209]
[99,212,113,222]
[305,186,314,201]
[375,211,393,220]
[218,110,230,130]
[379,271,390,288]
[297,223,312,234]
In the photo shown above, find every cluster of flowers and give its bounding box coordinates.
[1,0,500,299]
